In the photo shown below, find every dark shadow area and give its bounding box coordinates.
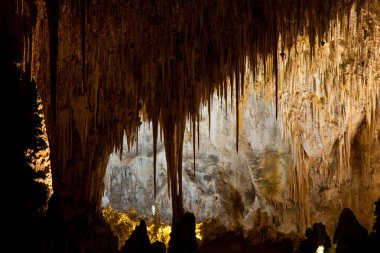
[0,31,118,253]
[333,208,371,253]
[0,31,49,252]
[298,223,331,253]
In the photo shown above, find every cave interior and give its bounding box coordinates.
[2,0,380,253]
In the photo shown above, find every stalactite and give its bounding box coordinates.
[224,79,228,116]
[81,0,86,95]
[136,127,138,155]
[277,1,380,227]
[45,0,59,123]
[274,44,278,119]
[193,114,196,175]
[208,95,211,139]
[153,113,159,198]
[235,69,239,152]
[197,113,200,151]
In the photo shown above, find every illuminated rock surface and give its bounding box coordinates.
[105,93,294,231]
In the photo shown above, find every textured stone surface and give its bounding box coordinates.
[105,93,294,231]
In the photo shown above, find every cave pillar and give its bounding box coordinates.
[36,0,111,221]
[161,107,185,222]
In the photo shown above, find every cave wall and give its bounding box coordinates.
[105,90,294,231]
[1,2,53,252]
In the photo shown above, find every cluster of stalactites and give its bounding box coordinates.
[276,1,380,228]
[25,0,369,216]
